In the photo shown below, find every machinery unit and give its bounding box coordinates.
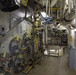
[0,0,76,74]
[46,25,68,46]
[0,8,45,74]
[44,23,68,56]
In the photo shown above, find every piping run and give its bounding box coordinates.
[21,0,28,6]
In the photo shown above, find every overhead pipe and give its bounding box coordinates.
[9,12,12,30]
[21,0,28,6]
[49,0,50,16]
[46,0,49,17]
[63,0,75,22]
[60,0,63,20]
[68,0,71,13]
[68,0,74,13]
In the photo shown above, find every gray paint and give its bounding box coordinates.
[0,10,32,53]
[0,11,10,33]
[69,48,76,70]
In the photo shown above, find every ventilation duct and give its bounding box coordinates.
[0,0,20,12]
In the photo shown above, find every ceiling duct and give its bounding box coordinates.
[0,0,20,12]
[0,0,35,13]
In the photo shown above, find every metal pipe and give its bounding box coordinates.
[25,56,43,74]
[25,66,33,74]
[9,12,11,29]
[46,0,48,17]
[49,0,50,16]
[50,0,52,17]
[60,0,63,20]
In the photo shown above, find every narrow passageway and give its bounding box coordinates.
[0,0,76,75]
[29,54,76,75]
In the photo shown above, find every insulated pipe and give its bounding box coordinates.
[15,0,28,6]
[46,0,49,17]
[50,0,53,17]
[68,0,71,13]
[74,0,76,8]
[49,0,51,16]
[68,0,74,13]
[21,0,28,6]
[45,0,49,45]
[64,0,75,22]
[61,0,64,19]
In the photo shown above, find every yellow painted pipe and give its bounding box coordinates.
[25,66,33,73]
[21,0,28,6]
[51,8,61,10]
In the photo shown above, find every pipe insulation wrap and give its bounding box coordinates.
[68,0,74,13]
[74,0,76,9]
